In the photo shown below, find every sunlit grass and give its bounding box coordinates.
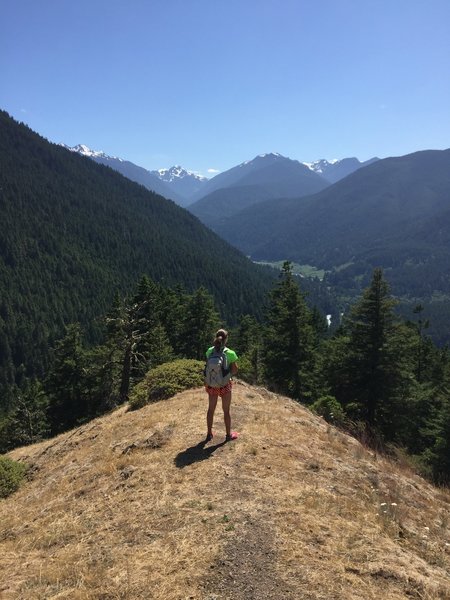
[1,382,449,599]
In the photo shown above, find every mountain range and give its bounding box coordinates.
[62,144,189,206]
[154,165,207,200]
[216,148,450,343]
[187,153,329,231]
[221,148,450,268]
[304,156,379,184]
[63,145,377,208]
[8,114,450,342]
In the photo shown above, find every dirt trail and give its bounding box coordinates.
[202,519,296,600]
[194,387,297,599]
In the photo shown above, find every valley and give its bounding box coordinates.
[2,4,450,597]
[254,260,327,281]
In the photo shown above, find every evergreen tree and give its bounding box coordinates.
[263,262,315,401]
[317,332,353,410]
[82,344,119,416]
[147,323,174,367]
[159,284,188,356]
[235,315,263,383]
[46,324,87,434]
[410,304,433,383]
[106,299,149,403]
[182,287,219,360]
[0,318,15,413]
[419,348,450,482]
[0,379,49,451]
[340,268,416,439]
[131,275,166,378]
[427,393,450,483]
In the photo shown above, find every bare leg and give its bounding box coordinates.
[207,394,218,437]
[221,391,232,437]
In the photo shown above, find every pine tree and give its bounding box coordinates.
[182,287,220,360]
[235,315,262,383]
[343,268,416,438]
[411,304,433,383]
[0,379,49,449]
[111,300,150,403]
[263,262,315,401]
[82,344,119,416]
[159,284,188,356]
[46,324,87,434]
[131,275,166,378]
[419,348,450,482]
[428,394,450,483]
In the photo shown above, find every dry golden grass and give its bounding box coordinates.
[1,381,449,599]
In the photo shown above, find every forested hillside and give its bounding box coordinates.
[83,153,186,205]
[218,149,450,343]
[1,112,448,489]
[0,111,276,402]
[2,263,449,491]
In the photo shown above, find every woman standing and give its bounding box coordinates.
[204,328,239,442]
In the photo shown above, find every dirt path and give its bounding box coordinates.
[197,387,297,600]
[201,518,296,600]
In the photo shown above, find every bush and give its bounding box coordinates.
[0,456,27,499]
[129,359,205,410]
[235,349,261,385]
[311,395,346,426]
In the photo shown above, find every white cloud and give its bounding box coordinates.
[207,168,220,174]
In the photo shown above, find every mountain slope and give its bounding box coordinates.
[63,144,187,206]
[223,149,450,277]
[151,165,208,202]
[188,154,329,229]
[188,153,329,204]
[216,148,450,342]
[304,156,379,183]
[3,382,450,599]
[187,184,275,231]
[0,111,275,385]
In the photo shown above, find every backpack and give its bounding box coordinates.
[204,347,231,387]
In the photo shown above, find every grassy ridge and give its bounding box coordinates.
[2,382,449,598]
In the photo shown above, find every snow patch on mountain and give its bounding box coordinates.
[303,159,339,174]
[61,144,123,162]
[241,152,287,167]
[155,165,207,182]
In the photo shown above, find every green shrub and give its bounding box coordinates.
[235,349,261,385]
[311,395,346,426]
[129,359,205,410]
[0,456,27,499]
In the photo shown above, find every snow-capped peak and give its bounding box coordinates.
[302,159,339,174]
[241,152,287,167]
[257,152,283,159]
[61,143,123,162]
[155,165,207,182]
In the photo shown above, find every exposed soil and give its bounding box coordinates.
[201,519,297,600]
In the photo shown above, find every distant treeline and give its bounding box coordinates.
[1,266,449,485]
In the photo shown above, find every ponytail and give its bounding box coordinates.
[213,328,228,351]
[214,334,225,351]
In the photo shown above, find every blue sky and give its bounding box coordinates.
[1,0,449,176]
